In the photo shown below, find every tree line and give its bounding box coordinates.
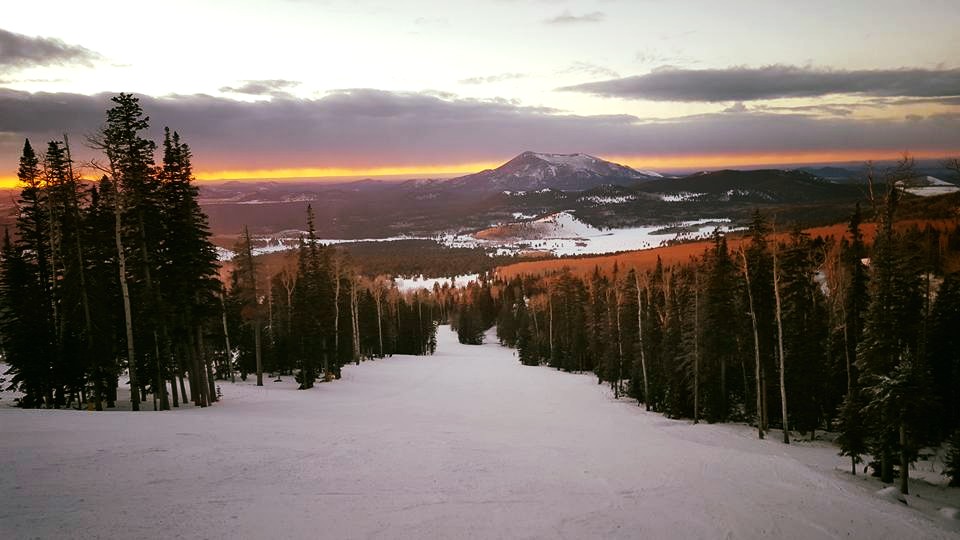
[455,169,960,494]
[0,94,438,411]
[224,206,439,389]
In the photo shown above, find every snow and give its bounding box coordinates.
[529,152,600,168]
[579,195,637,204]
[877,486,908,505]
[2,329,959,539]
[2,329,958,538]
[660,191,706,202]
[394,273,479,292]
[941,507,960,520]
[904,185,960,197]
[217,235,434,261]
[457,212,735,257]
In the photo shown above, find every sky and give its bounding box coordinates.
[1,0,959,186]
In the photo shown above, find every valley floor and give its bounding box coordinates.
[1,327,958,539]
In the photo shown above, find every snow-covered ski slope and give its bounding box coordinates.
[1,327,957,539]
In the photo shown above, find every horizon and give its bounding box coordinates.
[2,1,959,188]
[0,149,954,190]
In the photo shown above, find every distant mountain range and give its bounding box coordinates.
[192,152,959,239]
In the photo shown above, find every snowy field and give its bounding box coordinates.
[2,328,959,539]
[442,212,735,257]
[217,212,735,263]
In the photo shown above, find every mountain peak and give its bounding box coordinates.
[441,151,659,193]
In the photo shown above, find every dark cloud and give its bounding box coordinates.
[752,103,864,117]
[1,88,958,175]
[219,79,300,97]
[0,28,102,73]
[560,65,960,102]
[723,102,747,113]
[459,73,528,85]
[544,11,605,24]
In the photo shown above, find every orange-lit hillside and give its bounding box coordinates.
[495,219,960,280]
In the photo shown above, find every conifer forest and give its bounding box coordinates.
[0,94,437,413]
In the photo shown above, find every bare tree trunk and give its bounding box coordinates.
[615,287,624,400]
[548,293,554,360]
[635,272,650,411]
[186,335,199,406]
[350,276,360,365]
[170,375,179,408]
[113,182,140,411]
[199,327,216,403]
[220,289,235,383]
[772,238,789,444]
[761,366,768,431]
[154,331,169,410]
[332,253,342,366]
[417,294,424,355]
[178,371,188,405]
[253,321,263,386]
[900,422,909,494]
[740,249,764,439]
[373,279,385,357]
[693,271,700,424]
[376,295,384,357]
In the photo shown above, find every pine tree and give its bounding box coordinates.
[157,128,220,405]
[701,231,739,422]
[857,163,930,492]
[96,93,161,411]
[234,226,263,387]
[516,299,538,366]
[3,140,56,407]
[837,389,868,474]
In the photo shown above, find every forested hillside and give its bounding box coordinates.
[454,179,960,494]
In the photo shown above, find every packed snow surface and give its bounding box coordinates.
[2,327,957,539]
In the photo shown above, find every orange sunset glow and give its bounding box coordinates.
[3,150,957,189]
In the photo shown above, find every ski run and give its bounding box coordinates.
[2,326,958,539]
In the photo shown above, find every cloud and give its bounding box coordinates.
[544,11,605,24]
[634,48,698,68]
[560,65,960,102]
[459,73,528,85]
[0,88,958,176]
[0,28,102,73]
[219,79,300,97]
[560,61,619,79]
[723,102,747,113]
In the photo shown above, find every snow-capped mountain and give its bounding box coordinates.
[444,151,661,192]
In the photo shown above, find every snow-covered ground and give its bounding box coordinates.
[2,327,958,539]
[900,176,960,197]
[394,273,479,292]
[453,212,735,257]
[217,212,736,263]
[217,234,433,261]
